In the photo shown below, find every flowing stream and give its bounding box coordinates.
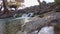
[0,13,54,34]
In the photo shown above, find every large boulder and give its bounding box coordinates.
[21,12,60,34]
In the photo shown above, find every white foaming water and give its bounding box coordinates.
[27,26,54,34]
[39,26,54,34]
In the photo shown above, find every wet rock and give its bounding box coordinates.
[22,12,60,34]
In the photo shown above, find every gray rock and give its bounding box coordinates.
[22,12,60,34]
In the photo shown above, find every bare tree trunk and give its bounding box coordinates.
[37,0,41,14]
[2,0,8,14]
[0,0,13,18]
[37,0,41,8]
[37,0,41,4]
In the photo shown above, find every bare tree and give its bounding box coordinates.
[0,0,13,18]
[37,0,41,8]
[2,0,9,14]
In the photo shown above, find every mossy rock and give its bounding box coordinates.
[16,13,22,18]
[39,14,44,18]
